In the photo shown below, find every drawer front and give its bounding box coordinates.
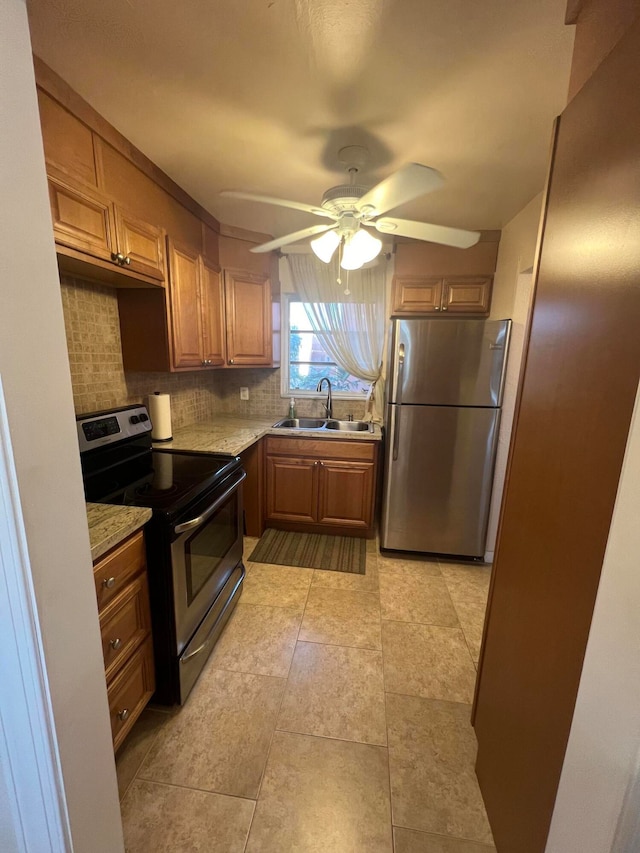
[94,530,146,610]
[100,574,152,682]
[265,436,376,462]
[107,637,155,752]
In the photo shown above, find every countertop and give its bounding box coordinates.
[86,416,381,560]
[154,415,383,456]
[86,502,153,563]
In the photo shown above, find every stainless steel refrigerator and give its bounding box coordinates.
[381,318,511,558]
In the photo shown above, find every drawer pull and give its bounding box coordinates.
[118,708,129,722]
[110,638,122,651]
[103,576,116,589]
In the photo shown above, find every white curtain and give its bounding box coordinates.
[286,253,387,422]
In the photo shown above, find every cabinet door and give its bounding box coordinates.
[391,275,444,314]
[37,89,98,188]
[442,276,492,314]
[224,270,272,365]
[265,456,318,523]
[48,176,114,261]
[167,239,204,369]
[200,258,226,366]
[317,460,375,529]
[114,207,165,281]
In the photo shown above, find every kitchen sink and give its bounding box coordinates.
[272,417,373,433]
[272,417,327,429]
[325,420,372,432]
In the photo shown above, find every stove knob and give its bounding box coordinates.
[130,415,140,424]
[139,413,149,422]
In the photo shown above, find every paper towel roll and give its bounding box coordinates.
[148,392,173,442]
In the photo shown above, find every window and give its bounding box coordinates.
[281,295,370,398]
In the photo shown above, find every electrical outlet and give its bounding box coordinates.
[240,387,249,401]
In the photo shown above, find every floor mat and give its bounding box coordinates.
[248,528,366,574]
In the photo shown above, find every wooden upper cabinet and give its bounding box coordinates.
[392,276,444,314]
[224,270,272,366]
[48,175,114,262]
[37,89,97,188]
[200,258,226,366]
[167,239,204,369]
[392,274,492,316]
[442,277,492,314]
[114,208,165,281]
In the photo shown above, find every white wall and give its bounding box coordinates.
[545,381,640,853]
[484,193,543,560]
[489,192,543,322]
[0,2,124,850]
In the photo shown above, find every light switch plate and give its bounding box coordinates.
[240,387,249,400]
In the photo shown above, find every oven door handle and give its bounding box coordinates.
[173,470,246,535]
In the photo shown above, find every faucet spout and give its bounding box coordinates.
[316,377,333,419]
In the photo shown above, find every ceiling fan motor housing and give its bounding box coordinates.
[320,184,370,216]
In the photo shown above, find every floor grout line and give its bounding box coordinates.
[130,775,259,804]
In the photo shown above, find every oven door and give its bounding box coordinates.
[170,469,246,652]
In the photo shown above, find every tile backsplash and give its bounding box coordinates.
[60,275,366,428]
[214,368,364,421]
[59,276,222,428]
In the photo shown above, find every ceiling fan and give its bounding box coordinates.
[220,146,480,271]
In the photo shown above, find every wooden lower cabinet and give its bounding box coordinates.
[107,637,155,752]
[317,460,375,529]
[266,456,319,523]
[93,528,155,751]
[240,439,265,537]
[264,436,378,536]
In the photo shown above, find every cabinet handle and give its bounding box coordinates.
[102,576,116,589]
[228,359,235,365]
[442,306,448,311]
[122,256,131,266]
[117,708,129,722]
[434,305,440,311]
[110,638,122,651]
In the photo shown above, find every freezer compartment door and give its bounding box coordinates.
[381,404,500,557]
[388,318,511,407]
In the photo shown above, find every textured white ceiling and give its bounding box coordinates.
[26,0,574,238]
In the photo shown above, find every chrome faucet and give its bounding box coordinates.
[316,377,333,419]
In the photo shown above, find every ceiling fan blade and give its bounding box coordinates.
[372,217,480,249]
[250,224,336,253]
[357,164,444,217]
[220,191,337,220]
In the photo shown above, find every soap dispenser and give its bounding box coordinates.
[288,397,297,419]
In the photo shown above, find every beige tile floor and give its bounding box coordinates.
[117,537,496,853]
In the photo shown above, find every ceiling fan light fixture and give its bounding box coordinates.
[340,228,383,270]
[310,229,341,262]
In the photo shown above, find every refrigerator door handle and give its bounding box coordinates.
[392,405,401,461]
[396,342,405,406]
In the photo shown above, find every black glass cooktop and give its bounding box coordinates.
[84,449,241,516]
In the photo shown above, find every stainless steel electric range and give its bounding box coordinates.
[77,404,246,704]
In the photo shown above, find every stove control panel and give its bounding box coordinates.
[77,405,152,453]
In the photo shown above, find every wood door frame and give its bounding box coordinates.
[0,376,72,852]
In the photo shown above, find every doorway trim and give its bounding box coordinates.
[0,375,71,852]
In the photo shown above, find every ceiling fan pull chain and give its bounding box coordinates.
[344,268,351,297]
